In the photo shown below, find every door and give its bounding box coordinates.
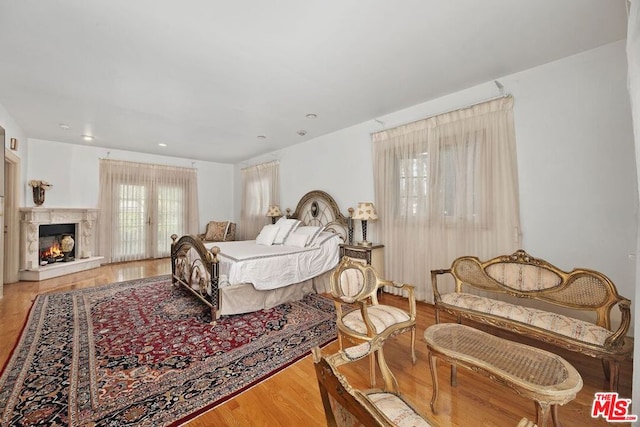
[118,183,150,261]
[115,182,186,261]
[3,149,20,285]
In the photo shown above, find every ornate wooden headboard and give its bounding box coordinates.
[286,190,353,243]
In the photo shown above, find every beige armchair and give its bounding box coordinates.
[328,256,417,387]
[198,220,236,242]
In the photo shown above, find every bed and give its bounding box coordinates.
[170,190,353,323]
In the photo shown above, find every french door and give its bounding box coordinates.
[99,159,199,264]
[117,182,185,261]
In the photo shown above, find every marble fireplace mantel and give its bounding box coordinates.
[19,207,104,281]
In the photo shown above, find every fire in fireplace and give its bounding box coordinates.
[39,223,76,265]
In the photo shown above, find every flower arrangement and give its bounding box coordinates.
[28,180,53,190]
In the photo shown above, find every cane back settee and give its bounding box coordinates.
[431,250,632,391]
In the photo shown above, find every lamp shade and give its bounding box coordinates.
[265,205,282,217]
[352,202,378,221]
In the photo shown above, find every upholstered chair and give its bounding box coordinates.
[312,340,435,427]
[328,256,417,387]
[198,220,236,242]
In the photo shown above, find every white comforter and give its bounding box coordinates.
[203,232,340,291]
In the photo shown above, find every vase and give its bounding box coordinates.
[61,234,75,261]
[32,186,45,206]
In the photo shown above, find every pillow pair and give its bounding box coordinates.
[256,224,279,245]
[273,218,300,244]
[256,218,301,246]
[285,225,325,247]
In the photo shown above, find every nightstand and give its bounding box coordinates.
[339,243,385,279]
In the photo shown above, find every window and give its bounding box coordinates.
[372,96,521,303]
[239,161,279,240]
[398,152,428,217]
[397,133,486,224]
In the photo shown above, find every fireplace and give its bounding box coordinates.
[39,223,76,265]
[20,207,104,281]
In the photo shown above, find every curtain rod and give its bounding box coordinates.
[240,159,279,171]
[371,93,513,135]
[99,157,198,171]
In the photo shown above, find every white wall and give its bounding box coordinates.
[0,102,27,204]
[26,139,234,231]
[236,40,637,320]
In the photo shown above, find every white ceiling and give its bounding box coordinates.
[0,1,628,164]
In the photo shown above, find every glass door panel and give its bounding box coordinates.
[154,185,184,258]
[117,184,149,261]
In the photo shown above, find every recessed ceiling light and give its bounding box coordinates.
[305,113,318,119]
[59,123,70,130]
[297,130,307,136]
[158,143,167,147]
[257,135,267,140]
[81,134,94,141]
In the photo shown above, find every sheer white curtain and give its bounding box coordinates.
[372,96,522,302]
[98,159,199,263]
[626,0,640,412]
[239,161,280,240]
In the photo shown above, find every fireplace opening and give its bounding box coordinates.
[39,223,76,265]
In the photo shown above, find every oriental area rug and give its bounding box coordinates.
[0,275,337,426]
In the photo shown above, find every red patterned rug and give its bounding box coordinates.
[0,275,336,426]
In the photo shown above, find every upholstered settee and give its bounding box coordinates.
[198,220,236,242]
[431,249,633,392]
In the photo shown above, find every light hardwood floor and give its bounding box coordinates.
[0,258,633,426]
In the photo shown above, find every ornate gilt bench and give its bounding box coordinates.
[424,323,583,427]
[431,250,632,391]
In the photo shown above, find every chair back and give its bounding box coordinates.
[312,345,432,427]
[313,351,385,426]
[330,256,383,304]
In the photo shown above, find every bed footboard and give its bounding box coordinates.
[170,234,221,323]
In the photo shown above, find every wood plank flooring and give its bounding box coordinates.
[0,258,633,426]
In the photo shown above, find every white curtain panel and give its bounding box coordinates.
[98,159,199,263]
[372,96,522,302]
[626,0,640,413]
[239,160,280,240]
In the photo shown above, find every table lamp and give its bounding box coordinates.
[265,205,282,224]
[352,202,378,247]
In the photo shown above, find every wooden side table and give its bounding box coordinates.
[339,244,384,278]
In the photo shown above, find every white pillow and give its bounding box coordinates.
[293,225,325,246]
[313,231,338,246]
[284,232,309,247]
[273,218,301,245]
[255,224,279,246]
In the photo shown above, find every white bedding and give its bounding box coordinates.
[203,232,341,291]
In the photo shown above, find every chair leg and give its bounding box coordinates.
[410,327,417,364]
[450,364,458,387]
[602,358,620,391]
[376,348,399,392]
[602,358,610,382]
[369,352,376,387]
[609,360,620,392]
